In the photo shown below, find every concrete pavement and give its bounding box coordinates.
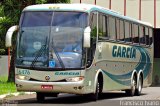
[0,56,8,76]
[1,87,160,106]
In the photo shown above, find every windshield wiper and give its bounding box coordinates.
[30,37,48,68]
[51,38,65,69]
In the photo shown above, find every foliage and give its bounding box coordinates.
[91,26,97,38]
[0,49,5,55]
[0,0,23,53]
[0,76,16,95]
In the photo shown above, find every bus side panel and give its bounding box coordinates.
[92,42,153,91]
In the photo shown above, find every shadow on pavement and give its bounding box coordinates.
[16,92,147,104]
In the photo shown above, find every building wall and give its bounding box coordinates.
[71,0,160,28]
[157,1,160,28]
[112,0,124,15]
[96,0,109,8]
[126,0,139,20]
[141,0,154,27]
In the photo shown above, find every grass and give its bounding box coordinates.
[0,76,16,95]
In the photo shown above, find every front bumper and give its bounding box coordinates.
[15,78,85,94]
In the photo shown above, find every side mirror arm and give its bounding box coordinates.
[5,25,18,47]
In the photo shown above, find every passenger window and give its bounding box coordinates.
[133,24,139,44]
[98,13,108,40]
[119,20,124,41]
[139,26,145,44]
[124,21,131,42]
[149,28,153,45]
[145,27,149,45]
[90,12,97,38]
[116,19,120,40]
[108,16,116,40]
[88,12,97,68]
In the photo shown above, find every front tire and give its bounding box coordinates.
[85,80,100,101]
[36,92,45,102]
[90,79,101,101]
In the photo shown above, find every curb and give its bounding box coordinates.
[0,92,35,100]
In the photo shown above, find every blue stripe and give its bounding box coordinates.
[102,47,151,86]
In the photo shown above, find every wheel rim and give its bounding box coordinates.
[132,77,136,94]
[138,77,142,92]
[95,81,100,100]
[97,82,100,93]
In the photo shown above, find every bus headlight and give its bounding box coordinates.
[66,76,84,82]
[16,75,30,80]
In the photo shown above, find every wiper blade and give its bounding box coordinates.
[51,38,65,69]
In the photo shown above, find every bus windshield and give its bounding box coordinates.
[16,11,88,69]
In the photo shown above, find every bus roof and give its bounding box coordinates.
[23,3,153,27]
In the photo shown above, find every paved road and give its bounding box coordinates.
[0,56,8,76]
[2,87,160,106]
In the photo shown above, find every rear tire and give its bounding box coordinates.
[36,92,45,102]
[135,75,142,96]
[125,75,136,96]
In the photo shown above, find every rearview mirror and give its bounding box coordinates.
[83,26,91,48]
[5,25,18,47]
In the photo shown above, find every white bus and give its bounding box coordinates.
[6,4,153,101]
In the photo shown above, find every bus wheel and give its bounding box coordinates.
[125,75,136,96]
[36,92,45,102]
[91,80,100,101]
[135,75,142,96]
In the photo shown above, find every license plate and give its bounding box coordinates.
[41,85,53,90]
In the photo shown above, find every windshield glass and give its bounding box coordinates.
[16,11,87,69]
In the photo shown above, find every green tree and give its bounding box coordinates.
[0,0,37,82]
[0,0,70,82]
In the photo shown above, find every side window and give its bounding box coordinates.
[87,12,97,68]
[149,28,153,45]
[90,12,97,39]
[139,26,145,44]
[145,27,149,45]
[119,20,124,41]
[108,16,116,40]
[98,13,108,40]
[98,13,103,37]
[133,24,139,43]
[116,19,124,41]
[131,24,134,43]
[125,21,131,42]
[116,19,120,40]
